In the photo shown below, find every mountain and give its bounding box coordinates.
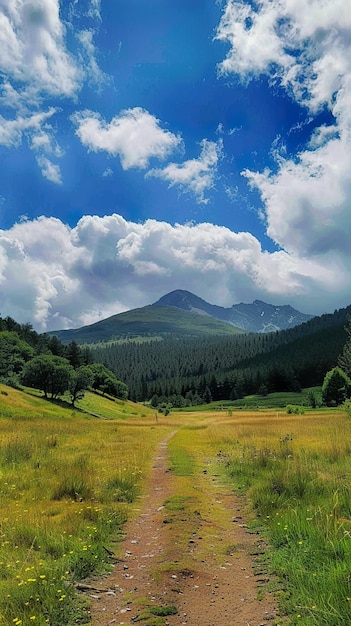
[90,303,351,402]
[49,304,243,344]
[153,290,314,332]
[90,302,351,402]
[50,290,314,344]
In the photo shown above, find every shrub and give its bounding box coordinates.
[286,404,305,414]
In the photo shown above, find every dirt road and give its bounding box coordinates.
[88,432,281,626]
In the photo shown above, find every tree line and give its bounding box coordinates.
[90,304,351,405]
[0,316,128,405]
[2,303,351,409]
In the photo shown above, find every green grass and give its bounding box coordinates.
[167,441,195,476]
[218,409,351,625]
[21,386,151,420]
[49,305,242,344]
[177,387,322,411]
[3,381,351,626]
[80,336,164,348]
[0,383,171,626]
[161,407,351,625]
[76,390,150,419]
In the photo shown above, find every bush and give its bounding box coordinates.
[286,404,305,414]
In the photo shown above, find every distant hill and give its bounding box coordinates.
[153,290,314,332]
[50,290,314,344]
[49,304,242,344]
[90,302,351,402]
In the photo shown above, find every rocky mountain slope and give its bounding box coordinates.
[153,290,314,332]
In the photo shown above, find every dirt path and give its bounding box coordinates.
[88,433,281,626]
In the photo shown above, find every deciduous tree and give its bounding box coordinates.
[68,366,94,406]
[22,355,74,399]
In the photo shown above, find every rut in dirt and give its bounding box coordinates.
[88,433,280,626]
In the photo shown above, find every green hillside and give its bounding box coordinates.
[90,304,351,402]
[50,305,243,344]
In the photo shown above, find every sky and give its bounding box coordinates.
[0,0,351,331]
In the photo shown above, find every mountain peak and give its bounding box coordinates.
[153,290,208,310]
[153,290,314,332]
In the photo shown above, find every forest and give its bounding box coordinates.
[1,302,351,407]
[0,316,127,403]
[90,304,351,403]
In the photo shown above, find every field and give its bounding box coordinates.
[176,387,322,411]
[1,383,351,625]
[0,385,168,625]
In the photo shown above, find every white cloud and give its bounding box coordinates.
[216,1,292,80]
[243,102,351,258]
[71,107,182,169]
[0,0,108,181]
[0,213,349,332]
[0,108,57,148]
[87,0,101,21]
[76,29,107,87]
[148,139,222,204]
[36,156,62,184]
[102,167,113,178]
[216,0,351,269]
[0,107,63,184]
[216,0,351,110]
[0,0,82,104]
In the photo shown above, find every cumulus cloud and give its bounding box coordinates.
[0,213,349,332]
[0,0,82,104]
[71,107,182,169]
[148,139,222,204]
[216,0,351,110]
[216,0,292,80]
[216,0,351,266]
[0,0,106,180]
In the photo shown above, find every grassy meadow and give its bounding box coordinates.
[1,383,351,625]
[0,384,169,626]
[176,387,322,411]
[166,407,351,626]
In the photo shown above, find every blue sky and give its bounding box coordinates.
[0,0,350,331]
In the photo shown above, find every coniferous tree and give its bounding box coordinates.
[338,317,351,377]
